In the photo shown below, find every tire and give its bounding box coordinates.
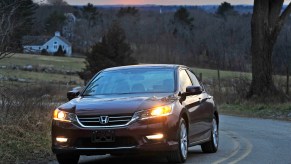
[56,154,80,164]
[167,118,188,163]
[201,116,219,153]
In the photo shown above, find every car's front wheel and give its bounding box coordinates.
[167,118,188,163]
[56,154,80,164]
[201,116,219,153]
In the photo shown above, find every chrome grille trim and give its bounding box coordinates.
[76,115,136,128]
[76,146,136,150]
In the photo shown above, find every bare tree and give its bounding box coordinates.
[249,0,291,97]
[0,1,24,60]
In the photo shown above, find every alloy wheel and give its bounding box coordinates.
[212,119,219,148]
[180,123,188,159]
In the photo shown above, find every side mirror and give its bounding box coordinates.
[67,90,80,101]
[67,86,82,100]
[185,86,203,96]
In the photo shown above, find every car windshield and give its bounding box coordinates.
[82,68,175,95]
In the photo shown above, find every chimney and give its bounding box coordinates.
[55,31,61,37]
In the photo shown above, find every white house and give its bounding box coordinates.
[23,32,72,56]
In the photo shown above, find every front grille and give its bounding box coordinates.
[75,137,138,148]
[77,115,133,127]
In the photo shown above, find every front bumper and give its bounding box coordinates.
[52,115,180,155]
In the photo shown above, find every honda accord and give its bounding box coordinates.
[52,64,219,163]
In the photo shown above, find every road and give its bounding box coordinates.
[50,115,291,164]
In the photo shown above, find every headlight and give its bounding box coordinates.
[133,104,173,120]
[53,109,76,122]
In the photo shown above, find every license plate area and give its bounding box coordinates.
[91,130,115,143]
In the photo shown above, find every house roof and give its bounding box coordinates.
[22,35,72,47]
[55,36,72,46]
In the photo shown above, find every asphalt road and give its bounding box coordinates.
[50,115,291,164]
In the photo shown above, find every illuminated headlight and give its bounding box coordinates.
[146,133,164,140]
[133,104,173,120]
[53,109,76,122]
[56,137,68,143]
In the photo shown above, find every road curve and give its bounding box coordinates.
[49,115,291,164]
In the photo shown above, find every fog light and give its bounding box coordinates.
[56,137,68,143]
[146,133,164,140]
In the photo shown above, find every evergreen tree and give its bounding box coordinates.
[82,3,101,28]
[216,2,237,17]
[174,7,194,28]
[117,7,139,17]
[79,22,137,81]
[54,45,65,56]
[172,7,194,36]
[44,11,66,35]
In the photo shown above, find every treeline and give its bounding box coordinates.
[8,1,291,74]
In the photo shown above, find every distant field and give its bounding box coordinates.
[192,67,251,80]
[0,54,86,85]
[0,54,287,86]
[0,69,82,84]
[0,53,86,71]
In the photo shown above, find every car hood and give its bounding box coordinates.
[58,93,178,116]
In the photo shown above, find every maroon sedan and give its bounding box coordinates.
[52,65,219,163]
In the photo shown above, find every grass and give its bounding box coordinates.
[0,69,83,84]
[219,103,291,121]
[0,84,63,163]
[0,53,85,71]
[0,123,53,163]
[192,67,251,80]
[0,53,85,85]
[0,54,252,81]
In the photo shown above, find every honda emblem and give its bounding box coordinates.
[100,116,109,124]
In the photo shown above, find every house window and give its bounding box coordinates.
[47,46,49,49]
[39,47,41,50]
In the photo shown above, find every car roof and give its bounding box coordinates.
[103,64,187,72]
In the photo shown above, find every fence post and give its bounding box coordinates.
[199,73,203,81]
[287,66,289,95]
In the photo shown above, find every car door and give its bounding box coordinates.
[178,69,204,143]
[186,69,213,142]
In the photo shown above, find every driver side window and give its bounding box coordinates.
[186,70,201,87]
[179,70,192,92]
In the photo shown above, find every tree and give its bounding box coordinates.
[54,45,65,56]
[173,7,194,28]
[44,11,66,34]
[47,0,68,6]
[82,3,101,28]
[171,7,194,39]
[216,2,237,17]
[0,0,37,59]
[117,7,139,17]
[79,22,137,82]
[273,25,291,95]
[249,1,291,98]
